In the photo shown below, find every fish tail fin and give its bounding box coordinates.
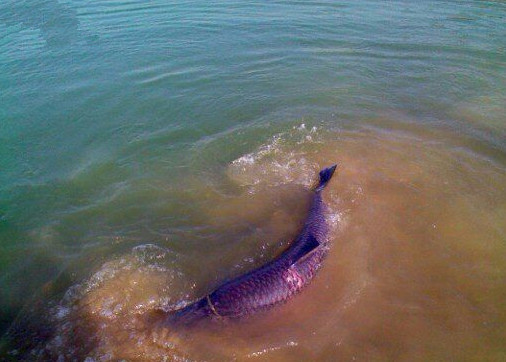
[146,297,210,329]
[166,298,210,327]
[315,164,337,192]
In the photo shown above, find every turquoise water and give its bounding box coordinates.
[1,0,505,360]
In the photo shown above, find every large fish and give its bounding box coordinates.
[165,164,337,325]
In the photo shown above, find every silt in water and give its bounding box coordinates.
[4,127,505,361]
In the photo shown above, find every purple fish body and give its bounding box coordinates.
[168,165,337,324]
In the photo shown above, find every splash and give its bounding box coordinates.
[227,124,346,236]
[25,244,194,360]
[228,124,323,190]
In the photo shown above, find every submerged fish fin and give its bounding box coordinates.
[314,164,337,192]
[166,297,210,326]
[290,234,320,266]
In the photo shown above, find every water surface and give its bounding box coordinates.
[1,0,505,360]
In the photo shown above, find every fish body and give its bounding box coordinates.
[169,165,337,324]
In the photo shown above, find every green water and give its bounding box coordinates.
[1,0,505,360]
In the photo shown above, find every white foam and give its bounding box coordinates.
[55,306,70,320]
[228,125,324,190]
[247,340,299,358]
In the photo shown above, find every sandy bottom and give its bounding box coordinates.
[4,127,506,361]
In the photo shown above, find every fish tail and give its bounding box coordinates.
[166,298,210,326]
[315,164,337,192]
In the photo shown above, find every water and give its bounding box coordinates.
[1,0,505,360]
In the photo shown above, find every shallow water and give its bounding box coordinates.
[1,0,505,360]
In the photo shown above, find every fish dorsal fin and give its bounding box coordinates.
[289,234,320,266]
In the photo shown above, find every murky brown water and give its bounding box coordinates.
[4,127,506,361]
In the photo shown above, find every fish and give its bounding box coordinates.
[164,164,337,325]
